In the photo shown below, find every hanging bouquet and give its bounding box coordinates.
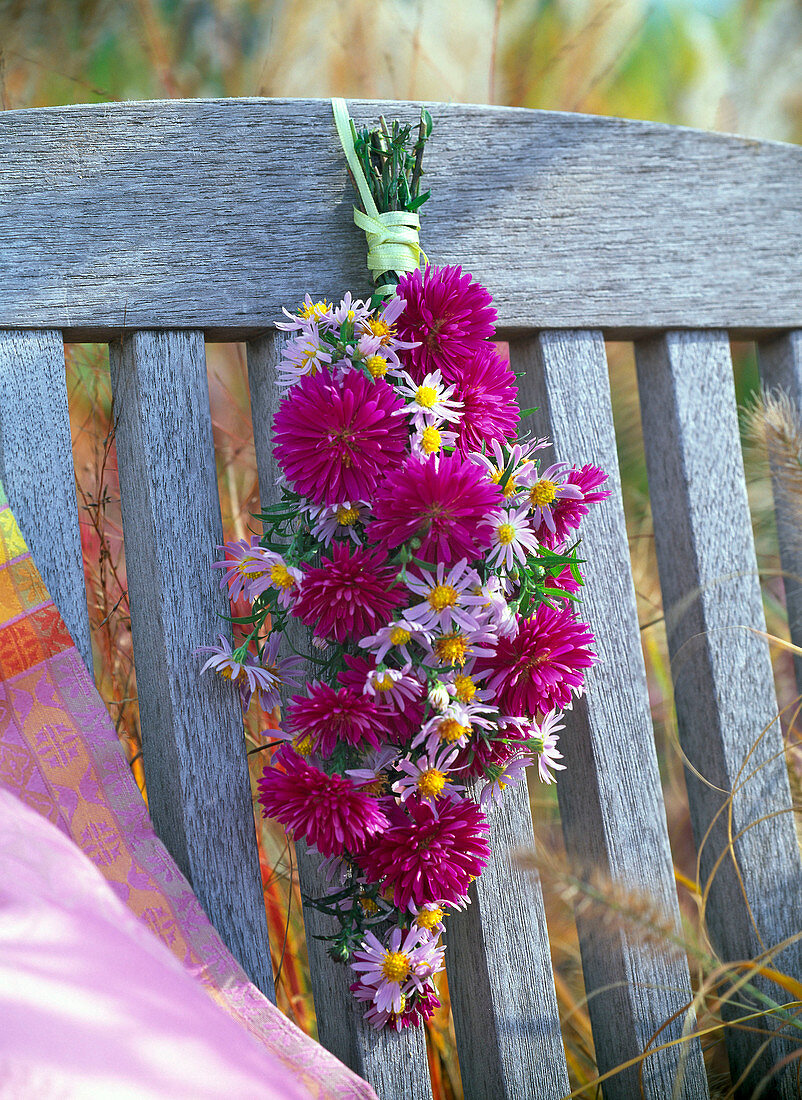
[199,100,610,1031]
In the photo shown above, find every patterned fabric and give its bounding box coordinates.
[0,480,377,1100]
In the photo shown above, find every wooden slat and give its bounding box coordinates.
[248,332,433,1098]
[0,101,800,339]
[757,331,802,693]
[0,330,92,670]
[109,330,274,1001]
[512,331,709,1100]
[445,782,570,1100]
[635,331,802,1097]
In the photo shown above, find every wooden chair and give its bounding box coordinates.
[1,98,801,1100]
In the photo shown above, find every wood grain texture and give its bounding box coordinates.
[757,332,802,693]
[0,330,93,671]
[445,781,570,1100]
[1,99,800,339]
[247,332,433,1099]
[635,331,802,1098]
[109,330,275,1001]
[512,331,709,1100]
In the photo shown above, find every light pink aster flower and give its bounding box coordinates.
[479,755,532,808]
[364,664,423,709]
[392,747,464,803]
[346,746,400,794]
[212,536,273,602]
[350,926,445,1016]
[469,437,549,501]
[404,558,487,634]
[243,549,303,607]
[197,632,302,711]
[396,369,463,431]
[527,463,585,536]
[412,700,495,756]
[276,294,336,331]
[423,621,499,670]
[525,710,567,784]
[276,324,333,390]
[485,504,542,571]
[358,619,430,665]
[330,291,372,329]
[476,574,519,639]
[304,500,371,547]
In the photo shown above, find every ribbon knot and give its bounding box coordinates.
[332,98,427,297]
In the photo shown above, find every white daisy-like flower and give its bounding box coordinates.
[468,436,549,500]
[396,368,463,430]
[404,558,487,634]
[423,622,499,668]
[363,664,422,708]
[484,504,542,571]
[527,463,584,534]
[413,699,495,755]
[410,423,459,460]
[276,324,333,389]
[479,755,532,808]
[304,500,370,546]
[275,295,335,331]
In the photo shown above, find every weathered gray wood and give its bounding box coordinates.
[109,330,275,1001]
[757,331,802,693]
[248,331,433,1098]
[0,330,92,671]
[446,781,570,1100]
[512,331,709,1100]
[0,100,801,339]
[635,331,802,1098]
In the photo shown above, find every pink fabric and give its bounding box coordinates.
[0,488,377,1100]
[0,787,311,1099]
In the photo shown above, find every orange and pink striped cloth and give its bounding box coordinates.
[0,479,377,1099]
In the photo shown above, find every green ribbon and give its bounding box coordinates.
[331,97,427,296]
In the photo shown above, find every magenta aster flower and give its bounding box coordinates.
[258,747,388,857]
[292,541,405,643]
[451,344,519,453]
[272,367,408,506]
[285,681,381,758]
[474,605,596,717]
[536,464,611,548]
[368,452,503,564]
[356,796,490,908]
[394,265,497,382]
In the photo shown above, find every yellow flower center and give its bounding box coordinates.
[421,426,442,454]
[359,896,379,915]
[293,734,315,757]
[428,583,459,611]
[363,773,387,796]
[417,768,447,798]
[365,317,394,344]
[375,673,395,692]
[497,523,515,545]
[238,556,266,579]
[270,562,295,589]
[438,717,470,743]
[336,505,360,526]
[298,299,330,321]
[416,906,444,931]
[365,354,388,378]
[381,951,410,983]
[219,666,235,681]
[390,625,411,646]
[434,632,468,665]
[453,674,476,703]
[531,479,557,507]
[415,385,438,408]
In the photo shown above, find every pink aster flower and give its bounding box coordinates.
[404,558,487,634]
[394,265,497,382]
[536,464,611,548]
[356,796,491,909]
[350,925,444,1016]
[391,747,465,804]
[292,541,405,644]
[272,367,408,507]
[527,463,584,537]
[304,500,371,547]
[197,632,302,711]
[258,747,388,857]
[364,664,424,709]
[368,452,503,565]
[358,619,430,665]
[451,344,519,453]
[469,436,549,501]
[484,505,541,571]
[479,755,532,808]
[285,681,381,758]
[474,604,596,717]
[529,710,567,784]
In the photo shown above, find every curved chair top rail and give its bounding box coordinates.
[1,97,800,340]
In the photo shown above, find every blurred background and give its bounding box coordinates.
[3,1,801,1096]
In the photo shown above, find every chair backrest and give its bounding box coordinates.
[2,98,801,1100]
